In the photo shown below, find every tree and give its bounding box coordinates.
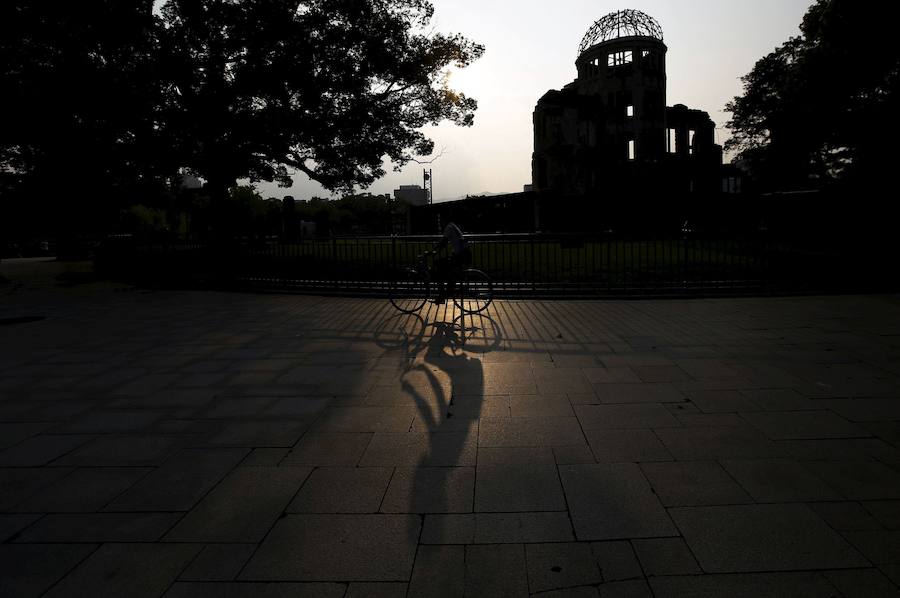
[1,0,483,239]
[726,0,900,190]
[0,2,168,229]
[158,0,483,196]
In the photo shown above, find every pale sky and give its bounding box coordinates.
[256,0,815,202]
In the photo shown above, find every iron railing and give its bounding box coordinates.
[94,230,892,297]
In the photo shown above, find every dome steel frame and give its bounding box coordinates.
[578,9,664,56]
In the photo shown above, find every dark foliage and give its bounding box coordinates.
[0,0,482,237]
[725,0,900,191]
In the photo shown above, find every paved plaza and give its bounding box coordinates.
[2,259,900,596]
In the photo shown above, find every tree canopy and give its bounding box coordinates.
[0,0,483,222]
[725,0,900,191]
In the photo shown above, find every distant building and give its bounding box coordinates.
[394,185,428,206]
[532,10,723,198]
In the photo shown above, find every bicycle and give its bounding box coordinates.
[389,251,493,315]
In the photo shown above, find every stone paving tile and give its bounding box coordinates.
[509,395,575,417]
[56,410,166,434]
[560,463,676,540]
[265,396,333,417]
[0,513,40,542]
[670,503,868,573]
[475,462,566,512]
[163,582,347,597]
[199,397,276,418]
[533,368,594,394]
[0,422,59,450]
[380,466,474,513]
[649,572,838,598]
[805,460,900,500]
[240,447,290,466]
[44,543,201,598]
[15,512,181,543]
[553,444,596,464]
[740,388,819,411]
[465,544,528,597]
[202,420,313,447]
[9,287,900,595]
[590,541,643,581]
[742,410,869,440]
[592,384,685,404]
[477,446,555,466]
[843,530,900,565]
[823,568,900,598]
[472,512,574,543]
[281,432,373,466]
[654,426,783,460]
[526,543,602,593]
[585,430,673,463]
[583,367,641,384]
[0,466,74,510]
[311,406,415,434]
[54,434,185,466]
[674,413,745,427]
[721,458,843,502]
[287,467,392,513]
[346,582,408,598]
[408,545,464,598]
[808,501,883,531]
[864,501,900,529]
[165,466,311,542]
[359,432,476,467]
[685,390,762,414]
[0,544,98,598]
[632,366,692,383]
[596,579,652,597]
[574,404,680,430]
[11,467,148,513]
[179,544,256,581]
[819,398,900,423]
[421,514,476,544]
[0,434,95,466]
[107,448,248,512]
[882,565,900,589]
[478,417,586,447]
[779,438,900,462]
[241,514,420,581]
[631,537,701,576]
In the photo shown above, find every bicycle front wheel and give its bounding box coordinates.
[454,269,493,314]
[389,268,429,313]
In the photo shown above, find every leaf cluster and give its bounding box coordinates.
[725,0,900,189]
[0,0,483,215]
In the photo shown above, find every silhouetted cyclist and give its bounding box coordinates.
[431,222,471,304]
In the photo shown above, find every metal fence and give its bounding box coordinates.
[93,229,888,297]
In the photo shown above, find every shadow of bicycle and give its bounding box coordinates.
[372,305,503,533]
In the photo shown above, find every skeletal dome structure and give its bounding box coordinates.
[578,9,664,54]
[532,9,721,199]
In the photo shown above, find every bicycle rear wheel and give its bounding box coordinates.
[389,268,429,313]
[454,269,493,314]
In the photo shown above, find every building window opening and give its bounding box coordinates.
[667,128,677,154]
[607,50,633,67]
[628,139,636,161]
[642,50,651,58]
[626,105,634,118]
[689,130,696,155]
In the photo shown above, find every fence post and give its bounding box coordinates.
[391,235,397,271]
[530,236,536,294]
